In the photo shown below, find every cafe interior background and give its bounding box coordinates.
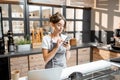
[0,0,120,80]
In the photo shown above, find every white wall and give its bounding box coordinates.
[91,0,120,31]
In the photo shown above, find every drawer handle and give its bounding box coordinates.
[82,50,87,52]
[31,57,33,59]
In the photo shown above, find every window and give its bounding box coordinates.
[12,21,24,33]
[75,9,83,19]
[66,21,74,31]
[3,21,9,34]
[29,5,40,18]
[11,5,24,18]
[42,6,52,19]
[66,8,74,19]
[0,1,91,45]
[0,4,9,17]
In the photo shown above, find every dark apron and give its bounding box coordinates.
[45,41,67,69]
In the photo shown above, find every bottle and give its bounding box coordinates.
[76,31,81,44]
[8,40,14,52]
[7,30,15,52]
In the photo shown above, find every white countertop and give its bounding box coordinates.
[18,77,27,80]
[61,60,113,79]
[19,60,120,80]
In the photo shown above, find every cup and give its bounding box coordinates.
[11,70,20,80]
[70,38,77,46]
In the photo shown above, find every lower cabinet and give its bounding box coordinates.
[10,54,45,78]
[10,56,28,77]
[92,47,120,61]
[92,48,111,61]
[29,54,45,70]
[67,48,91,67]
[67,50,76,67]
[99,49,110,59]
[9,46,120,79]
[78,48,90,65]
[110,51,120,58]
[92,48,100,61]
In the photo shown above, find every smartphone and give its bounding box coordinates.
[63,36,71,44]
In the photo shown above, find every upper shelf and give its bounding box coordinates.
[0,0,24,4]
[0,0,94,8]
[29,0,66,6]
[28,0,94,8]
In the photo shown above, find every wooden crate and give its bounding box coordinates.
[32,43,41,48]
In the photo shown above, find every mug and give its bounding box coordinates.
[11,70,20,80]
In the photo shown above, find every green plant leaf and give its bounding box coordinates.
[16,39,31,45]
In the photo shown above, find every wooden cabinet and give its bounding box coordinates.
[92,48,99,61]
[78,48,90,64]
[92,48,110,61]
[67,50,76,67]
[99,49,110,59]
[10,56,28,77]
[110,51,120,58]
[10,54,45,78]
[92,47,120,61]
[29,54,45,70]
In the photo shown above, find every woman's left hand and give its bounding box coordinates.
[63,42,70,51]
[63,42,71,60]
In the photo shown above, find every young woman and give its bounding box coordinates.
[42,12,71,69]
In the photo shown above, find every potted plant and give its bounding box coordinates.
[16,39,31,52]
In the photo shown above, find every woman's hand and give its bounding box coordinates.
[63,42,70,51]
[63,42,71,60]
[56,39,63,48]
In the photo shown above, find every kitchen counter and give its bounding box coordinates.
[1,42,120,80]
[0,48,42,58]
[18,60,120,80]
[90,42,120,53]
[0,43,91,58]
[0,42,120,58]
[0,43,93,80]
[61,60,120,80]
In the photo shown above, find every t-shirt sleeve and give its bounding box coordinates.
[41,37,49,49]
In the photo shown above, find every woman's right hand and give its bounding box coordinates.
[56,39,63,48]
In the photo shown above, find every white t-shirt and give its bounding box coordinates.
[42,34,67,50]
